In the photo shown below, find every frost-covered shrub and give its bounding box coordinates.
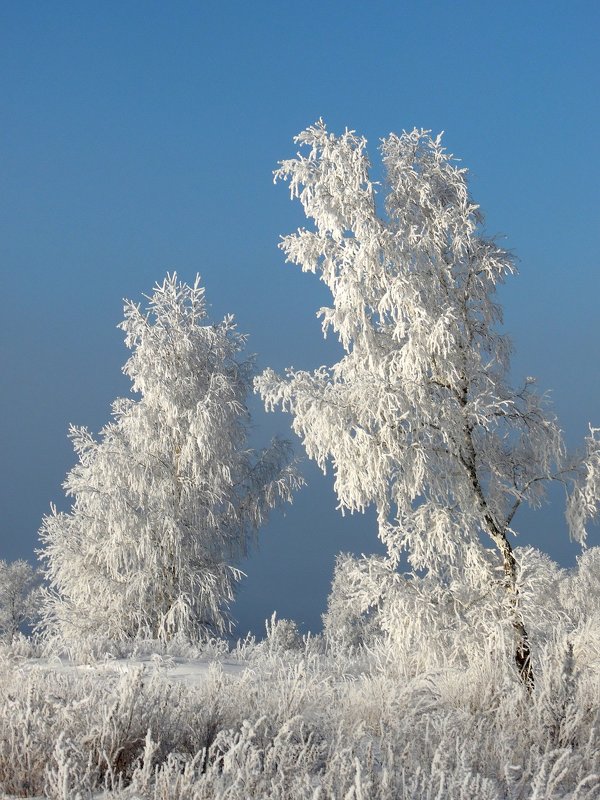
[263,612,303,653]
[560,546,600,627]
[322,553,384,653]
[323,551,514,677]
[0,631,599,799]
[324,544,600,683]
[382,574,514,677]
[515,546,569,646]
[0,658,231,797]
[0,559,41,643]
[558,547,600,676]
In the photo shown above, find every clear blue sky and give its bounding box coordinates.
[2,1,599,635]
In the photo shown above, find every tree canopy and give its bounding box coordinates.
[257,121,599,684]
[40,274,300,647]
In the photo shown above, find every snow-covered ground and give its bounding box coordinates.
[1,631,599,800]
[18,652,248,687]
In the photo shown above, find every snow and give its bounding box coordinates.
[17,653,248,687]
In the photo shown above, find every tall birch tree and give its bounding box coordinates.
[256,121,592,686]
[40,274,300,647]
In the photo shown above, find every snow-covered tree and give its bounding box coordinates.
[567,427,600,545]
[256,121,594,686]
[0,559,41,643]
[40,274,300,647]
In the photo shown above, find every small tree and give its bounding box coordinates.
[0,560,41,643]
[257,122,593,686]
[40,274,300,647]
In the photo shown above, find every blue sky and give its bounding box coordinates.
[2,1,599,635]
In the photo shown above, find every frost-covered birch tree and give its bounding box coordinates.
[256,121,596,686]
[40,274,300,647]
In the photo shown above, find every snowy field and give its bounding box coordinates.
[1,611,599,800]
[18,651,247,687]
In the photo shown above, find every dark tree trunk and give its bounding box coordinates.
[494,527,534,690]
[461,425,534,691]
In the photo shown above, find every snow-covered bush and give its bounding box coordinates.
[325,550,516,677]
[0,659,232,797]
[39,274,301,651]
[323,543,600,687]
[0,622,598,799]
[560,546,600,626]
[322,553,384,653]
[263,612,303,653]
[0,559,41,643]
[515,546,569,645]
